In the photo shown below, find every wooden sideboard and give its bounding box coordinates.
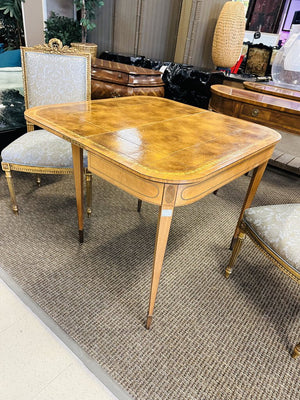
[243,81,300,101]
[209,84,300,175]
[91,59,164,99]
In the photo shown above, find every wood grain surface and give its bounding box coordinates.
[25,96,281,184]
[210,84,300,135]
[25,96,281,327]
[243,81,300,101]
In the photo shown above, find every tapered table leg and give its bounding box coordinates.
[146,204,174,329]
[72,144,84,243]
[85,170,92,217]
[137,199,142,212]
[231,160,268,249]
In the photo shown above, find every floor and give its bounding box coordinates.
[269,130,300,175]
[0,272,131,400]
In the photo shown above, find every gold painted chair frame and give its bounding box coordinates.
[1,39,93,215]
[226,219,300,359]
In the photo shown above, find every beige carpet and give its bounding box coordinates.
[0,167,299,400]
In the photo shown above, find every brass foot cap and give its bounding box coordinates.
[292,347,300,359]
[146,315,153,329]
[137,199,142,213]
[225,269,231,279]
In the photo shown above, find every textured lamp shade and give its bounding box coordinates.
[212,2,245,68]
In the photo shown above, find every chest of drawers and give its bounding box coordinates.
[91,59,164,99]
[209,84,300,175]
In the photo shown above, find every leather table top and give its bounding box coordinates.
[25,96,280,184]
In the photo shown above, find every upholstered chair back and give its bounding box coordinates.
[22,49,91,109]
[1,40,92,218]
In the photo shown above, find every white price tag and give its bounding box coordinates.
[162,209,173,217]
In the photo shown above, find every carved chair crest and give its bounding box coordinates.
[23,38,84,55]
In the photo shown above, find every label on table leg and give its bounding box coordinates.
[161,209,173,217]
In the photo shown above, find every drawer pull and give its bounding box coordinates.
[251,108,259,117]
[118,73,122,79]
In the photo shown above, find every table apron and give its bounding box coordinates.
[176,146,275,206]
[88,145,275,207]
[88,152,164,205]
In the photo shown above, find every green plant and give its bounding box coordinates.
[0,0,24,21]
[0,89,25,128]
[0,11,21,49]
[44,12,81,46]
[0,0,25,48]
[73,0,104,43]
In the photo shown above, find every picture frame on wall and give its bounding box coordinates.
[246,0,285,33]
[244,44,273,76]
[283,0,300,31]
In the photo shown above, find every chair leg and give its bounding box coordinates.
[85,170,92,217]
[292,343,300,359]
[225,230,245,278]
[137,199,142,212]
[4,169,18,214]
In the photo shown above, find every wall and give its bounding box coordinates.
[89,0,228,68]
[278,0,298,45]
[22,0,46,46]
[22,0,74,47]
[22,0,229,68]
[88,0,182,61]
[176,0,228,68]
[46,0,74,18]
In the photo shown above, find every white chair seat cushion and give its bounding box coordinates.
[1,129,88,168]
[244,204,300,271]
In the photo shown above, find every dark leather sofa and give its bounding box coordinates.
[99,51,224,110]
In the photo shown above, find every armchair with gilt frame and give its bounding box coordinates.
[225,203,300,358]
[1,38,92,217]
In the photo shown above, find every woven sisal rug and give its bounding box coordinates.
[0,167,299,400]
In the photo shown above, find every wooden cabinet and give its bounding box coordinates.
[209,84,300,175]
[91,59,164,99]
[210,84,300,135]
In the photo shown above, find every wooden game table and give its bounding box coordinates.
[25,96,280,327]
